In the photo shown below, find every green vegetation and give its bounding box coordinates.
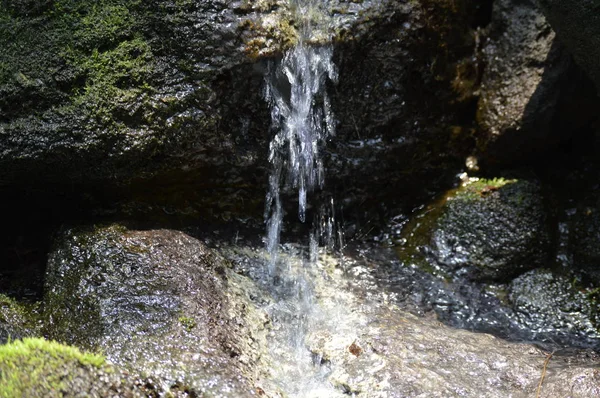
[0,338,106,397]
[0,294,40,337]
[457,177,517,199]
[179,316,197,332]
[0,0,154,129]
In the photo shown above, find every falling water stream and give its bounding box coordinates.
[261,0,346,395]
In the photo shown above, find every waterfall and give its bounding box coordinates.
[263,32,337,271]
[260,1,344,396]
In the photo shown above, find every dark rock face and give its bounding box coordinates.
[44,225,270,397]
[0,0,481,224]
[329,0,478,214]
[571,198,600,283]
[508,269,600,344]
[538,0,600,92]
[399,178,550,281]
[475,0,576,166]
[0,0,280,223]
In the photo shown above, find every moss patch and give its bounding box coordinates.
[0,294,40,339]
[0,338,106,397]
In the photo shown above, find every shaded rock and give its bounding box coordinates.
[0,0,482,225]
[0,337,148,397]
[398,178,550,281]
[538,0,600,92]
[328,0,479,217]
[571,199,600,283]
[0,294,40,345]
[476,0,576,166]
[508,269,600,345]
[44,225,270,397]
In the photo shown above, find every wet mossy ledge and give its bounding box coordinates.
[0,0,484,227]
[0,338,147,397]
[0,294,41,344]
[396,177,551,281]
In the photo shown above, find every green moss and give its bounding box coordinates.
[1,0,155,130]
[0,294,40,336]
[178,316,197,332]
[0,338,106,397]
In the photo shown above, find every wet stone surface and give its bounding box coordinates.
[220,236,600,397]
[44,225,271,397]
[397,177,551,282]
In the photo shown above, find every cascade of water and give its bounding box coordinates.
[264,39,337,271]
[260,1,345,396]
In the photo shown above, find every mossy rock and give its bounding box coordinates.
[0,294,41,344]
[0,337,146,397]
[397,178,551,281]
[44,225,270,397]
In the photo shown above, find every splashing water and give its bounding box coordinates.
[264,42,337,269]
[259,1,347,396]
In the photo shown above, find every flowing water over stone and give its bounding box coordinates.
[261,0,346,395]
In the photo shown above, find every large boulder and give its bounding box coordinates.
[397,177,551,281]
[44,225,271,397]
[538,0,600,92]
[475,0,584,166]
[0,0,481,223]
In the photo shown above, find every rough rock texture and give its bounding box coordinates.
[0,0,481,224]
[571,197,600,283]
[0,338,148,398]
[328,0,478,215]
[397,178,550,281]
[508,269,600,345]
[225,242,600,398]
[312,307,600,398]
[538,0,600,92]
[0,294,39,345]
[44,225,270,397]
[475,0,576,166]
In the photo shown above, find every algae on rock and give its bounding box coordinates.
[0,337,146,398]
[397,178,550,281]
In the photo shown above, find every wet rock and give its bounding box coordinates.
[508,269,600,345]
[0,294,40,344]
[0,337,148,397]
[538,0,600,92]
[328,0,479,217]
[571,200,600,282]
[0,0,482,226]
[398,178,550,281]
[44,225,270,397]
[252,243,600,398]
[476,0,576,166]
[312,307,600,398]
